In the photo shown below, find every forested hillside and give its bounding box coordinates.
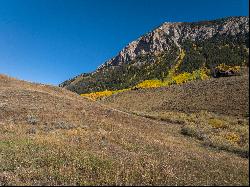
[60,16,249,94]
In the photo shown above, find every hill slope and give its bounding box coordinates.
[60,16,249,94]
[101,73,249,159]
[101,74,249,117]
[0,74,249,185]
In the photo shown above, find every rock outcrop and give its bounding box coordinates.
[97,16,248,70]
[60,16,249,94]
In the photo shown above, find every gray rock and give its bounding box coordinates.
[97,16,249,70]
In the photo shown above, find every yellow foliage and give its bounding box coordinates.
[191,68,210,80]
[167,49,185,78]
[82,66,211,101]
[216,63,241,72]
[172,72,193,84]
[81,49,212,101]
[136,80,165,89]
[200,69,210,80]
[135,67,210,89]
[170,67,209,84]
[81,90,113,101]
[81,88,130,101]
[225,133,240,144]
[209,118,226,129]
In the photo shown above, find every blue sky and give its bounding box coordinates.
[0,0,248,85]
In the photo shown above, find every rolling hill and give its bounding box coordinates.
[101,73,249,117]
[0,74,249,185]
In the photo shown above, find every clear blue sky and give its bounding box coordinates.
[0,0,248,85]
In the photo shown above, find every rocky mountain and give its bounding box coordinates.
[60,16,249,94]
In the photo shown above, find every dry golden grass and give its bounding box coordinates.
[102,73,249,158]
[0,74,249,185]
[102,74,249,117]
[127,110,249,157]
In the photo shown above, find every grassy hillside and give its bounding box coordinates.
[102,74,249,117]
[101,73,249,158]
[0,74,249,185]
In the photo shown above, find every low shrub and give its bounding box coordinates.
[180,112,249,158]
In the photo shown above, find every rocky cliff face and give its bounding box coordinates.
[97,16,249,70]
[60,16,249,94]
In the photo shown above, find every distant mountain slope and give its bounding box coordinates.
[1,74,249,185]
[60,16,249,94]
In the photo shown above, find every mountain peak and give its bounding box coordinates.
[96,16,248,71]
[60,16,249,94]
